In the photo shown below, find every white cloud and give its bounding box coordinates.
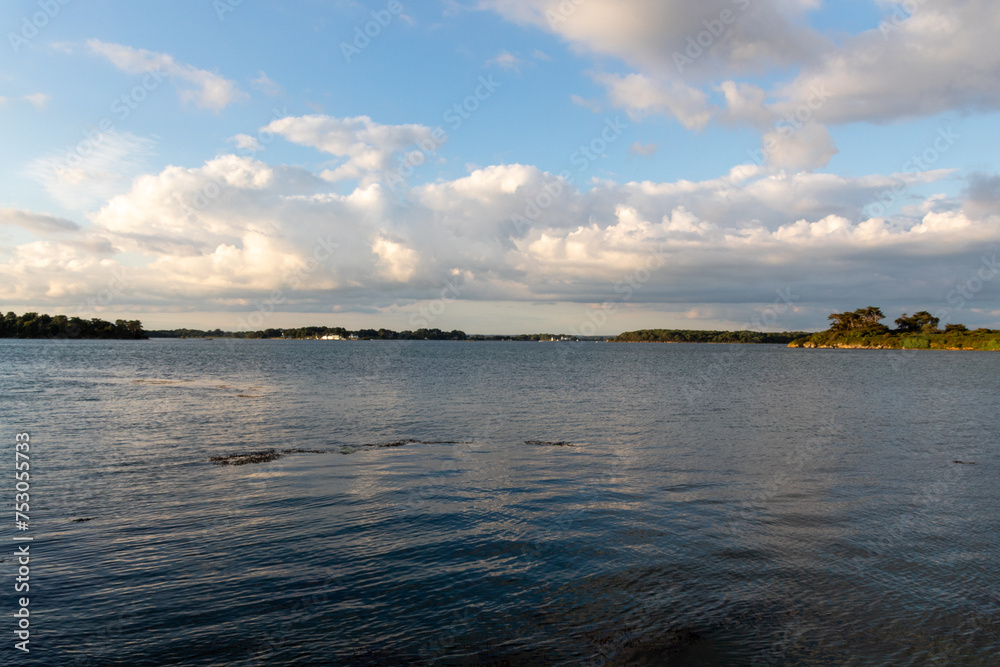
[251,71,284,97]
[263,115,440,185]
[759,121,838,171]
[630,141,657,157]
[4,150,998,329]
[88,40,247,112]
[23,93,50,110]
[373,237,419,282]
[230,134,262,152]
[594,72,713,129]
[570,94,602,113]
[770,0,1000,125]
[486,49,523,71]
[481,0,820,76]
[717,81,772,127]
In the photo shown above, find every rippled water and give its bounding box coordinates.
[2,339,998,665]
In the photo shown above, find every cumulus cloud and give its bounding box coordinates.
[771,0,1000,125]
[263,115,440,185]
[484,0,1000,187]
[963,172,1000,218]
[230,134,262,152]
[759,121,838,171]
[88,40,247,112]
[250,71,284,97]
[3,147,997,328]
[23,93,50,110]
[486,50,523,70]
[630,141,657,157]
[481,0,819,76]
[570,94,602,113]
[594,72,713,129]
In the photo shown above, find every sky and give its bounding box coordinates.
[1,0,999,334]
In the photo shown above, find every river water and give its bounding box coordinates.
[1,339,997,665]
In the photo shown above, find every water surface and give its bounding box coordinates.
[2,339,997,665]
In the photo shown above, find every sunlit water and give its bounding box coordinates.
[1,339,998,665]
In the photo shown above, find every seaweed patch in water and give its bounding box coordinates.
[212,440,470,462]
[338,439,471,454]
[209,450,284,466]
[71,517,96,523]
[524,440,578,447]
[952,460,976,465]
[209,448,335,465]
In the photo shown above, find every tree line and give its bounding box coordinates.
[826,306,978,334]
[147,326,470,340]
[148,327,581,341]
[0,312,147,339]
[613,329,808,344]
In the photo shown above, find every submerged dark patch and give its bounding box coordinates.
[524,440,578,447]
[209,450,284,465]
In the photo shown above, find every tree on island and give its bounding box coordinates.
[0,312,147,339]
[894,311,940,333]
[827,306,889,333]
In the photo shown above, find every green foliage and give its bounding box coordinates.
[613,329,808,344]
[0,312,147,339]
[895,311,940,333]
[828,306,888,333]
[147,326,470,340]
[788,306,999,350]
[900,336,931,349]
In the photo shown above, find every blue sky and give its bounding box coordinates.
[2,0,999,333]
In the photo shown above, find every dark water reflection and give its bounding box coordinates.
[1,339,997,665]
